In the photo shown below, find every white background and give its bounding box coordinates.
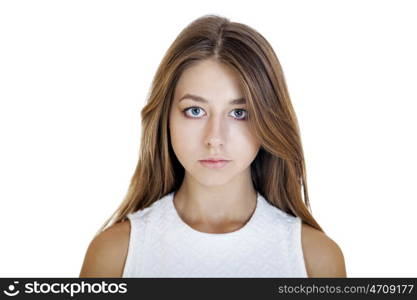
[1,0,416,277]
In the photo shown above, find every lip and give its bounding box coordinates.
[200,157,230,161]
[199,159,231,169]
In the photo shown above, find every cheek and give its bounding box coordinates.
[231,127,260,160]
[169,115,198,157]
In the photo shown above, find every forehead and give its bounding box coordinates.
[174,59,244,102]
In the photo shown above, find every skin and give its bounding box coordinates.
[168,58,261,233]
[79,58,346,277]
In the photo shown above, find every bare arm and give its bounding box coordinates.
[79,220,130,278]
[301,223,347,278]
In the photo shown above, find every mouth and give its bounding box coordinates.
[199,160,231,169]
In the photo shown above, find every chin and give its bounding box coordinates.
[190,172,233,187]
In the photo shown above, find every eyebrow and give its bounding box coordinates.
[178,93,246,105]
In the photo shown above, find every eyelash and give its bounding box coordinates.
[181,106,248,121]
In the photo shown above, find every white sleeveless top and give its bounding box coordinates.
[122,191,308,277]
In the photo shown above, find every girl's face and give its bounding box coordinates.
[169,58,261,186]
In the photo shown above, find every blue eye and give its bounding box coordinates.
[184,107,204,118]
[232,109,247,120]
[182,107,248,121]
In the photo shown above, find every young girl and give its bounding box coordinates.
[80,14,346,278]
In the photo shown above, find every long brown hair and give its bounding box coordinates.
[95,14,323,237]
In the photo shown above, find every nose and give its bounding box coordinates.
[204,114,226,147]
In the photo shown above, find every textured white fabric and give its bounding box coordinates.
[122,190,308,277]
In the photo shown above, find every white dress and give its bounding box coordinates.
[122,190,308,277]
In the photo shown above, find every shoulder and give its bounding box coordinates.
[301,222,347,277]
[79,220,131,278]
